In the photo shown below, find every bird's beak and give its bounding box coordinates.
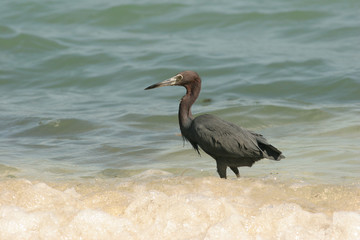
[144,74,182,90]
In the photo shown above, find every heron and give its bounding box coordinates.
[145,71,284,178]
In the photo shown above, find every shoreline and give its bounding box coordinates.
[1,171,359,239]
[1,174,359,239]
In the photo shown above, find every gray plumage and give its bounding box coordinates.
[145,71,284,178]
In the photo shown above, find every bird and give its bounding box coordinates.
[145,71,285,179]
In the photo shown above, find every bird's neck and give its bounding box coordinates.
[178,83,200,131]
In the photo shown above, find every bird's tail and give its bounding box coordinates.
[250,131,285,160]
[258,142,285,160]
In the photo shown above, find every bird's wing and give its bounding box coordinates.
[190,114,263,159]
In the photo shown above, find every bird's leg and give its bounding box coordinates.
[216,161,227,179]
[230,167,240,178]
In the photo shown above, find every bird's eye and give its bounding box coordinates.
[177,74,183,80]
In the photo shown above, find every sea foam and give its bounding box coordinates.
[0,171,359,240]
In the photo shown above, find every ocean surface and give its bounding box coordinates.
[1,0,359,239]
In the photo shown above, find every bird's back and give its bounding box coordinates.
[184,114,284,167]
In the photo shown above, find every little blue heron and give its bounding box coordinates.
[145,71,285,178]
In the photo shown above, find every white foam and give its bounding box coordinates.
[0,206,60,240]
[333,212,360,239]
[0,177,359,240]
[66,210,134,239]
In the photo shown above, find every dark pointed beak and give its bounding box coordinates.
[144,75,179,90]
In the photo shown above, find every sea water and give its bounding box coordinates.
[0,0,359,239]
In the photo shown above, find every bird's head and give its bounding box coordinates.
[145,71,200,90]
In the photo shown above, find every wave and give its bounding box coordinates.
[12,118,101,138]
[0,173,359,239]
